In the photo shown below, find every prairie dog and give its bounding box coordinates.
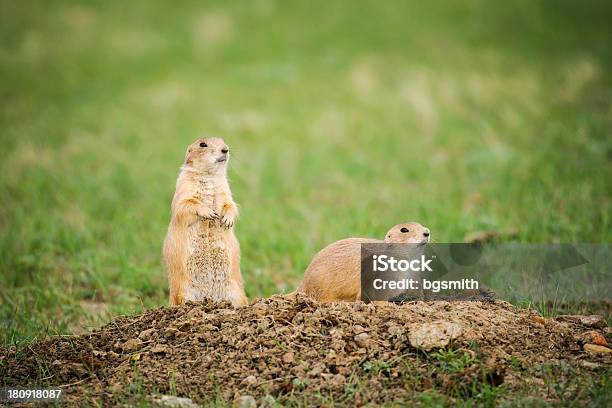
[163,137,247,307]
[296,222,430,302]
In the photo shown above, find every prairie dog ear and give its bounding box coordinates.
[184,148,195,165]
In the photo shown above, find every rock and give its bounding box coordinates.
[185,308,203,320]
[581,331,608,347]
[150,344,171,355]
[122,338,143,352]
[557,315,606,329]
[138,328,157,341]
[252,303,267,317]
[164,327,179,339]
[154,395,200,407]
[332,374,346,386]
[485,348,510,373]
[354,332,371,348]
[583,344,612,355]
[330,328,344,339]
[580,315,607,329]
[581,361,602,369]
[321,373,334,381]
[258,395,276,407]
[241,375,257,387]
[282,351,295,364]
[387,325,404,336]
[233,395,256,408]
[307,362,325,377]
[582,315,606,328]
[64,362,88,378]
[408,321,462,350]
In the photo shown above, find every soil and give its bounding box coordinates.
[1,295,610,406]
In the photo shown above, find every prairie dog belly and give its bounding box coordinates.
[184,219,231,302]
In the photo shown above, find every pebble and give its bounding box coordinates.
[408,321,462,350]
[150,344,171,354]
[583,344,611,355]
[242,375,257,387]
[234,395,256,408]
[122,338,143,352]
[330,328,344,339]
[154,395,200,408]
[387,325,404,336]
[282,351,295,364]
[354,332,371,348]
[557,314,606,329]
[580,315,606,328]
[164,327,179,339]
[138,328,157,341]
[259,395,276,407]
[581,361,602,369]
[581,331,608,347]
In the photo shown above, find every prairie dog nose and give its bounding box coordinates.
[423,229,430,237]
[221,147,229,154]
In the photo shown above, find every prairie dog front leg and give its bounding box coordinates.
[220,200,238,229]
[174,197,217,226]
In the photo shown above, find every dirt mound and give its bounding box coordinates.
[1,296,610,406]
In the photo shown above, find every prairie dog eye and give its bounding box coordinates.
[400,227,409,233]
[199,142,207,147]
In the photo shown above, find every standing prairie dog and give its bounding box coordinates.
[163,137,247,307]
[295,222,430,302]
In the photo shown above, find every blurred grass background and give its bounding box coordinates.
[0,0,611,345]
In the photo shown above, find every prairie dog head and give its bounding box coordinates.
[183,137,229,174]
[384,222,430,245]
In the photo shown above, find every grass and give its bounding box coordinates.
[112,347,606,407]
[0,0,611,404]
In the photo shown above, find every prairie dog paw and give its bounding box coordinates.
[196,205,218,220]
[221,212,235,229]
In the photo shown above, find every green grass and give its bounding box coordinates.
[77,346,611,406]
[0,0,610,351]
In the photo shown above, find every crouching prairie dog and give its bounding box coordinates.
[295,222,430,302]
[163,137,248,307]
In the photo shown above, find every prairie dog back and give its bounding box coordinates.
[297,222,430,302]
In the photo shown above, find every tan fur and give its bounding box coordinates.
[163,137,247,307]
[296,222,430,302]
